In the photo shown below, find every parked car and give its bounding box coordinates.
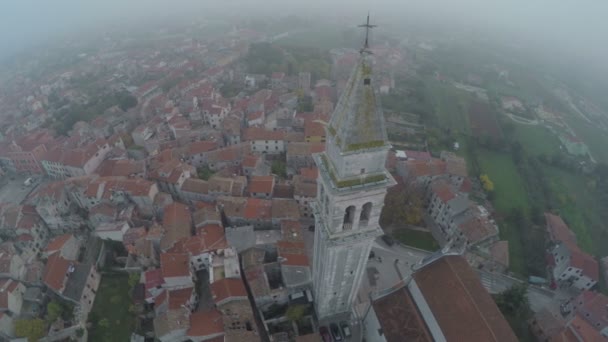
[330,323,343,341]
[320,326,332,342]
[340,321,351,338]
[368,250,375,259]
[381,234,395,246]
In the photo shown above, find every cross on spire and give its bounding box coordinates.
[358,13,377,53]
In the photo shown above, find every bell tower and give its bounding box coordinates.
[311,15,395,319]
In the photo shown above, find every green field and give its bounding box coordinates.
[474,148,530,275]
[393,228,440,252]
[89,274,135,341]
[477,148,530,213]
[545,167,603,255]
[563,115,608,163]
[511,124,562,157]
[425,79,471,134]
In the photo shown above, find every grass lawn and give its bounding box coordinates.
[564,115,608,163]
[511,124,562,157]
[393,228,440,252]
[89,273,135,341]
[425,79,471,134]
[476,148,530,214]
[474,148,530,276]
[545,167,604,255]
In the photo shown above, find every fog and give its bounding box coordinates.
[1,0,607,76]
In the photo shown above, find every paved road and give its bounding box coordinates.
[477,270,556,312]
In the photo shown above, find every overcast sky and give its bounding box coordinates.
[1,0,607,74]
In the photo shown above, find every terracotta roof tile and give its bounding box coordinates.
[45,234,72,253]
[43,253,71,292]
[413,255,517,341]
[187,309,224,337]
[210,278,248,305]
[160,253,190,279]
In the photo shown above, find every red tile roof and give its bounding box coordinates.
[248,176,274,195]
[432,180,456,202]
[545,213,578,251]
[45,234,72,253]
[242,127,285,141]
[243,198,272,220]
[569,249,599,281]
[160,253,190,279]
[413,256,517,341]
[406,159,447,178]
[187,309,224,337]
[210,278,248,304]
[43,253,71,292]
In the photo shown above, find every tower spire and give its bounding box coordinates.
[358,13,377,53]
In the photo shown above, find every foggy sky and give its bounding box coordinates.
[1,0,607,75]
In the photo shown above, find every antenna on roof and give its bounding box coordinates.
[358,12,377,54]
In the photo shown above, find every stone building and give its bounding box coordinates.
[311,41,395,319]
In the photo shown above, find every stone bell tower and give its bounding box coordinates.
[311,15,395,319]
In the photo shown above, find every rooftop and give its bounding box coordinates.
[412,255,517,341]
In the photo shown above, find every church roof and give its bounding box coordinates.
[327,54,388,152]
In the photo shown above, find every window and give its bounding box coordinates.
[360,202,372,225]
[343,206,355,230]
[360,168,365,174]
[364,78,371,85]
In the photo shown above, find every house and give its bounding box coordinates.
[209,278,259,341]
[96,159,146,178]
[304,119,326,143]
[149,159,195,196]
[26,181,85,234]
[426,179,470,231]
[222,113,243,146]
[161,202,193,252]
[41,139,111,179]
[242,155,270,178]
[243,128,287,154]
[277,237,311,292]
[178,178,212,204]
[154,308,191,342]
[0,130,54,175]
[219,197,272,229]
[439,151,468,187]
[559,134,589,156]
[293,175,317,219]
[0,204,49,255]
[154,286,197,316]
[0,279,25,316]
[362,255,517,342]
[186,309,225,342]
[160,253,194,289]
[42,254,100,320]
[396,158,447,187]
[44,234,80,261]
[95,221,130,241]
[286,142,324,173]
[248,176,275,199]
[181,140,219,167]
[0,243,26,280]
[241,247,289,310]
[169,224,228,272]
[546,213,598,291]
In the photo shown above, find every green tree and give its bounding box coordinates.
[46,301,64,322]
[271,160,287,179]
[98,318,110,328]
[286,304,307,323]
[197,166,214,181]
[128,272,141,289]
[380,182,424,226]
[15,319,46,342]
[494,284,534,341]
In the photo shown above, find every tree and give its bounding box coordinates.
[286,304,307,323]
[197,166,214,181]
[380,181,424,226]
[15,319,46,342]
[46,300,64,322]
[479,174,495,192]
[494,284,534,340]
[128,272,141,289]
[98,318,110,328]
[271,160,287,179]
